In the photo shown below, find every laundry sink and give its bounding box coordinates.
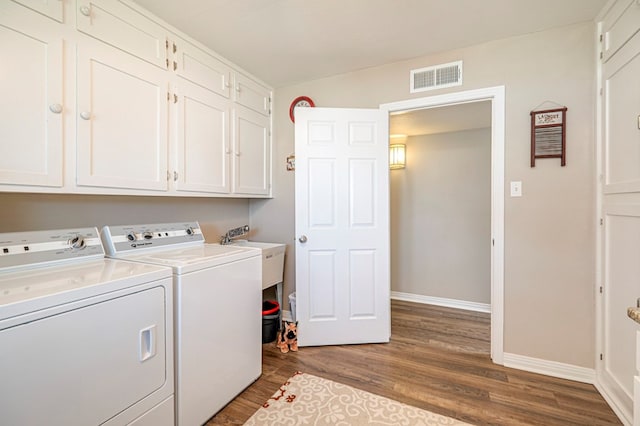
[230,240,285,289]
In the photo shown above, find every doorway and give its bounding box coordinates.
[381,86,505,364]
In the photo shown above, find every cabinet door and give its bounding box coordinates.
[603,30,640,193]
[233,72,271,116]
[77,45,169,191]
[76,0,167,69]
[173,38,232,99]
[232,106,270,196]
[0,4,63,187]
[11,0,63,22]
[603,0,640,61]
[173,81,231,194]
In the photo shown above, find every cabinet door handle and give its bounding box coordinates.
[49,104,63,114]
[79,5,91,16]
[80,111,91,120]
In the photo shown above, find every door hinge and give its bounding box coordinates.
[600,51,603,60]
[600,353,603,361]
[492,238,495,246]
[599,218,604,226]
[173,93,178,104]
[167,92,170,102]
[600,88,603,96]
[173,171,178,181]
[600,286,603,294]
[166,170,170,181]
[599,34,603,43]
[173,43,177,54]
[165,40,169,49]
[166,58,169,69]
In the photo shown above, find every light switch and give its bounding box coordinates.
[510,181,522,197]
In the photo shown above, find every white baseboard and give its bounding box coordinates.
[594,378,632,426]
[503,352,596,384]
[391,291,491,313]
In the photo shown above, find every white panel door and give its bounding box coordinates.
[173,80,230,194]
[0,5,62,187]
[295,107,390,346]
[76,45,169,191]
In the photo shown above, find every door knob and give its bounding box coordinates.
[298,235,307,243]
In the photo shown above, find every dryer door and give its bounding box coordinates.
[0,286,168,425]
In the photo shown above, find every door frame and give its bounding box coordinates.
[380,85,505,364]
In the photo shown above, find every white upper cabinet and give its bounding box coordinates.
[76,0,167,69]
[76,44,169,191]
[11,0,63,22]
[232,106,271,195]
[1,0,272,197]
[172,38,232,99]
[234,72,271,117]
[0,3,63,188]
[602,0,640,61]
[172,80,231,194]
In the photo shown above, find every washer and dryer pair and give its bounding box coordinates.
[0,222,261,426]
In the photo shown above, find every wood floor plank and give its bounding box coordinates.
[206,300,622,425]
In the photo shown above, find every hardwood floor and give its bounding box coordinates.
[207,300,622,425]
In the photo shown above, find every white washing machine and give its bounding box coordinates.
[0,227,175,426]
[100,222,262,426]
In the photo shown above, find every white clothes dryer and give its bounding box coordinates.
[0,227,175,426]
[101,222,261,426]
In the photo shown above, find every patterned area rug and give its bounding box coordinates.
[244,372,471,425]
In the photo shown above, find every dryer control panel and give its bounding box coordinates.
[101,222,204,256]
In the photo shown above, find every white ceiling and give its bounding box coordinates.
[132,0,607,88]
[390,101,492,137]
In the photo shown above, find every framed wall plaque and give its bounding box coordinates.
[530,107,567,167]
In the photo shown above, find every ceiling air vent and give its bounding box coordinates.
[410,60,463,93]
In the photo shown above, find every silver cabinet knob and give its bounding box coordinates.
[49,103,63,114]
[80,111,91,120]
[298,235,307,243]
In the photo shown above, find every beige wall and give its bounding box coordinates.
[391,128,491,303]
[251,21,596,367]
[0,193,250,243]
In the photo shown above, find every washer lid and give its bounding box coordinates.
[119,243,260,274]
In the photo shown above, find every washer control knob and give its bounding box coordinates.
[126,232,137,242]
[69,235,86,249]
[186,227,194,235]
[142,232,153,240]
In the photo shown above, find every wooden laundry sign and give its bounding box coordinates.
[530,107,567,167]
